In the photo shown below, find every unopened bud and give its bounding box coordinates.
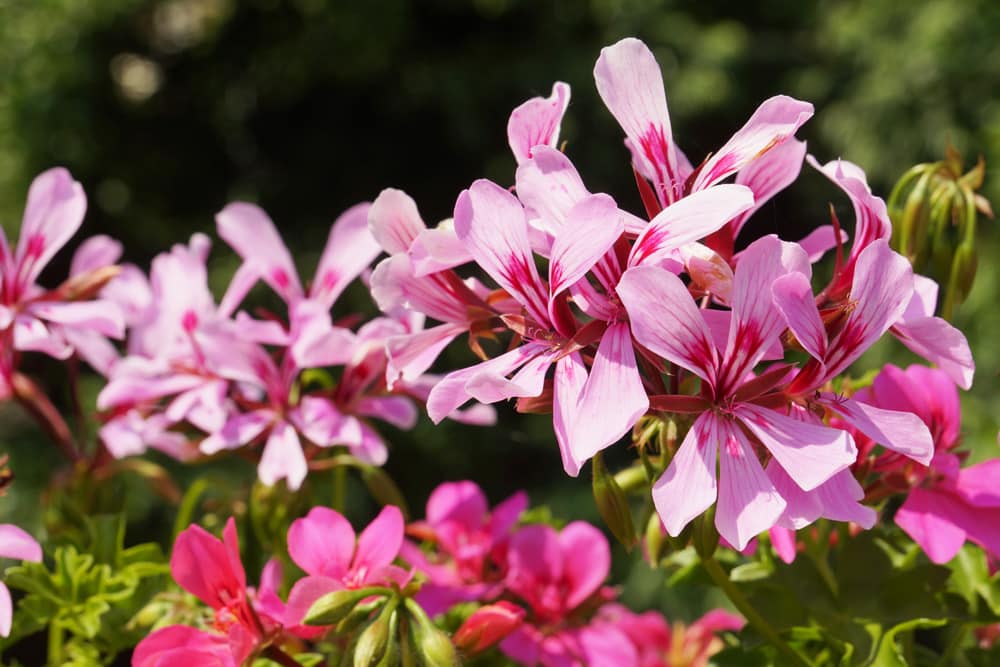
[645,512,665,565]
[56,264,122,301]
[354,600,398,667]
[693,506,719,560]
[305,587,385,626]
[405,598,460,667]
[592,452,637,550]
[453,601,525,655]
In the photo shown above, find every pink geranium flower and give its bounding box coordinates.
[600,604,744,667]
[284,505,408,628]
[400,480,527,614]
[500,521,637,667]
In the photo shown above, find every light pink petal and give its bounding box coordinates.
[409,224,473,275]
[12,316,72,359]
[729,138,808,238]
[15,167,87,289]
[70,234,122,276]
[772,272,827,360]
[594,38,681,205]
[823,396,933,465]
[652,413,719,537]
[215,202,304,303]
[515,146,590,233]
[287,507,355,578]
[355,505,404,573]
[553,351,588,477]
[692,96,813,192]
[798,225,848,263]
[824,241,913,379]
[370,254,469,324]
[29,300,124,339]
[0,582,10,638]
[368,188,425,255]
[385,323,464,388]
[507,81,571,164]
[769,526,797,564]
[734,404,855,491]
[895,488,969,564]
[768,463,875,529]
[617,264,718,383]
[628,185,755,268]
[719,235,810,391]
[355,396,418,430]
[454,180,549,325]
[258,421,308,490]
[892,315,974,391]
[425,343,547,423]
[0,524,42,562]
[680,242,734,305]
[200,410,272,454]
[465,348,553,405]
[60,328,120,376]
[311,202,379,308]
[289,307,355,368]
[352,421,389,467]
[216,262,260,320]
[559,521,610,609]
[716,418,786,550]
[568,323,649,468]
[233,311,290,346]
[548,194,624,301]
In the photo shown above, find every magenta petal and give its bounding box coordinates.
[617,265,718,383]
[215,202,304,303]
[628,185,754,267]
[355,505,405,574]
[895,488,969,564]
[426,481,488,529]
[454,180,549,325]
[548,194,624,301]
[691,95,813,192]
[716,418,786,550]
[769,526,797,564]
[955,460,1000,508]
[0,524,42,562]
[824,396,934,465]
[311,202,380,308]
[772,272,827,361]
[568,323,649,468]
[132,625,234,667]
[735,404,856,491]
[170,522,246,610]
[491,490,530,539]
[576,624,639,667]
[369,188,425,255]
[258,421,308,490]
[652,413,718,537]
[287,507,355,578]
[553,351,587,477]
[508,81,571,165]
[559,521,610,609]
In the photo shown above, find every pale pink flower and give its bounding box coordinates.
[0,524,42,637]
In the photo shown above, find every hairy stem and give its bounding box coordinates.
[12,372,80,463]
[701,554,814,667]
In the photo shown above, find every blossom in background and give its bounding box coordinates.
[0,168,124,382]
[600,604,744,667]
[0,524,42,637]
[856,364,1000,563]
[500,521,638,667]
[400,480,527,614]
[284,505,408,627]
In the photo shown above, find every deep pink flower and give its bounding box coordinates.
[499,522,637,667]
[400,480,527,614]
[600,604,744,667]
[284,505,408,627]
[454,601,526,655]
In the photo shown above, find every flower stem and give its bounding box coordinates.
[264,645,305,667]
[700,554,814,667]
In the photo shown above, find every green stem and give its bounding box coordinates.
[701,555,814,667]
[47,620,63,667]
[935,623,968,667]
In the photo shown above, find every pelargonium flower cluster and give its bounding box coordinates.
[93,200,494,489]
[370,37,975,550]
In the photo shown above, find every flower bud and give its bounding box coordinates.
[592,452,638,550]
[453,601,525,655]
[645,512,665,565]
[305,588,384,626]
[354,600,399,667]
[405,598,460,666]
[693,506,719,560]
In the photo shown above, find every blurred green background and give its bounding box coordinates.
[0,0,999,631]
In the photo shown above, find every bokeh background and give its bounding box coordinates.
[1,0,999,630]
